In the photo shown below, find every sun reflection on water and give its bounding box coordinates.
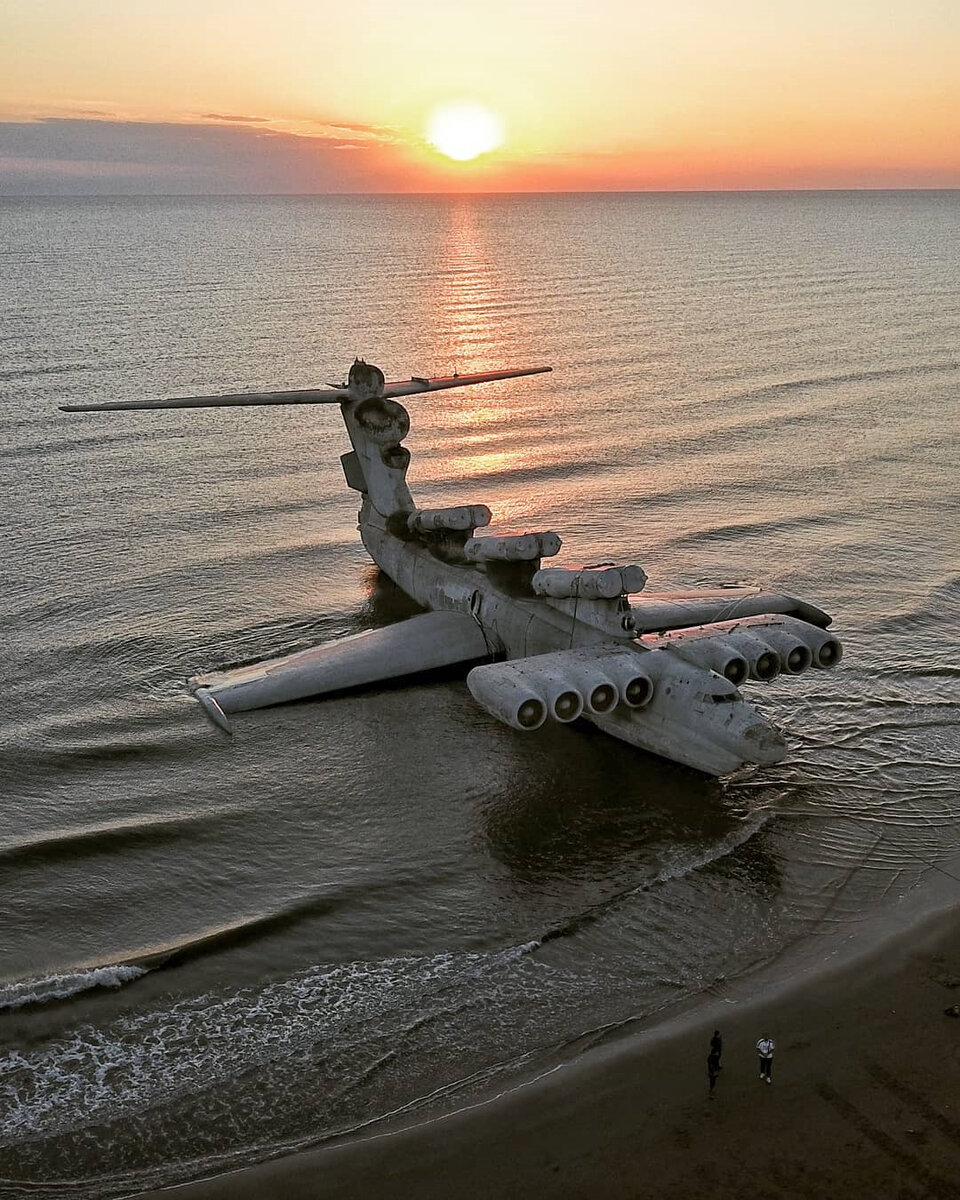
[419,200,547,495]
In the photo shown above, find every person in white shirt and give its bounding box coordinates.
[757,1035,775,1083]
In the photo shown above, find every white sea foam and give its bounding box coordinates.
[0,964,147,1012]
[0,944,568,1147]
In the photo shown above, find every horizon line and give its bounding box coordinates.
[3,186,959,199]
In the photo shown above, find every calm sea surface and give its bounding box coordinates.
[1,192,958,1196]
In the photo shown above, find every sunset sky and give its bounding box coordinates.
[1,0,958,193]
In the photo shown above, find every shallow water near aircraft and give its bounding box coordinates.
[0,191,958,1197]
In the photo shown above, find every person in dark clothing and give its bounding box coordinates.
[707,1047,721,1097]
[710,1029,723,1063]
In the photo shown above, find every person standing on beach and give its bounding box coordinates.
[707,1046,722,1097]
[757,1035,775,1083]
[710,1029,722,1065]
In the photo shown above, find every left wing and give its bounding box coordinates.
[629,587,832,632]
[192,611,492,732]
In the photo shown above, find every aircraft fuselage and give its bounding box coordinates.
[358,499,788,776]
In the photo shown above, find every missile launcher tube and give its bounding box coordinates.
[464,532,562,563]
[408,505,492,534]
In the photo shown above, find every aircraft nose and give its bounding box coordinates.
[741,721,788,764]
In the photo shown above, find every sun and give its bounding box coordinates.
[426,104,504,162]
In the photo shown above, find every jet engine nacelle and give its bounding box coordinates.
[762,614,843,670]
[721,630,782,681]
[593,650,656,708]
[464,663,549,731]
[640,614,843,684]
[467,656,585,730]
[466,643,660,733]
[665,636,750,686]
[757,626,813,674]
[794,623,843,668]
[559,659,621,714]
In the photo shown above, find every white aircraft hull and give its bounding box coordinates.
[63,359,842,777]
[359,504,788,776]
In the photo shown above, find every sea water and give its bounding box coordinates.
[0,192,958,1196]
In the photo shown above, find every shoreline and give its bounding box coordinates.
[140,895,960,1200]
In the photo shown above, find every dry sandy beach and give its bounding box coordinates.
[143,904,960,1200]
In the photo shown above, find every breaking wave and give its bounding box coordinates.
[0,966,147,1013]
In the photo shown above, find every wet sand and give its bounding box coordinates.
[144,907,960,1200]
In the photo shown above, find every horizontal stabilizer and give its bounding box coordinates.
[59,387,348,413]
[60,366,552,413]
[191,611,492,715]
[381,366,551,398]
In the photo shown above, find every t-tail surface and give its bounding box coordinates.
[61,358,843,776]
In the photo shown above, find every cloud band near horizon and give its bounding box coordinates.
[2,116,959,195]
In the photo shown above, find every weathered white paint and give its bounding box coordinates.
[532,565,647,599]
[409,505,492,533]
[194,611,490,714]
[463,533,562,562]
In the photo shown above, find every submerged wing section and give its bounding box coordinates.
[192,611,493,724]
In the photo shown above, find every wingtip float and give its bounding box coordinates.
[62,358,841,776]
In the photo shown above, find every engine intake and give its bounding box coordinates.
[667,636,749,686]
[561,660,622,714]
[802,627,843,668]
[760,627,813,674]
[595,651,655,708]
[465,663,549,731]
[723,630,781,681]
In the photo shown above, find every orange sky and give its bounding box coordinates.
[1,0,958,192]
